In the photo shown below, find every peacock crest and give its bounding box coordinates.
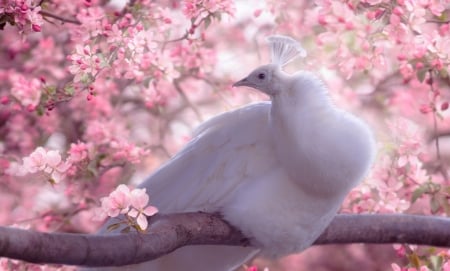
[266,35,307,67]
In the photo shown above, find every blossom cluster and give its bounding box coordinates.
[99,184,158,231]
[7,147,71,184]
[182,0,236,19]
[0,0,44,33]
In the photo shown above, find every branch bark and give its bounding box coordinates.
[0,213,449,267]
[38,10,81,25]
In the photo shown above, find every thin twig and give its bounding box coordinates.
[429,71,441,160]
[428,70,448,181]
[39,10,81,25]
[173,78,203,122]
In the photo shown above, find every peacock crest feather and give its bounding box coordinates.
[266,35,307,67]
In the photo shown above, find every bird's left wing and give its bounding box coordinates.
[87,103,272,271]
[139,101,274,214]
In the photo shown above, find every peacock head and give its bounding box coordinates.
[232,64,281,96]
[233,35,306,96]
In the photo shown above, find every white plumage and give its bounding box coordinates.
[87,35,376,271]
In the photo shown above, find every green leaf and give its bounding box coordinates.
[411,186,427,203]
[408,252,421,268]
[442,196,450,215]
[36,106,45,116]
[45,85,57,95]
[87,154,107,177]
[430,255,443,271]
[204,16,212,30]
[107,223,121,232]
[416,69,427,82]
[439,68,448,78]
[143,78,151,88]
[87,160,98,177]
[48,178,57,185]
[430,196,441,214]
[121,226,131,233]
[212,12,222,21]
[64,85,75,96]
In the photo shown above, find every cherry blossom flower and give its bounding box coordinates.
[0,0,44,33]
[182,0,235,19]
[67,141,91,163]
[9,73,42,108]
[100,184,131,217]
[6,147,71,184]
[99,185,158,231]
[128,188,158,230]
[110,140,149,164]
[68,44,103,83]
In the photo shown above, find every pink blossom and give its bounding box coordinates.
[418,0,445,16]
[6,146,71,184]
[45,150,62,168]
[67,142,90,163]
[253,9,262,18]
[68,45,102,82]
[23,146,48,173]
[100,184,131,217]
[26,6,43,32]
[0,0,44,33]
[182,0,235,19]
[9,73,42,108]
[128,188,158,230]
[110,140,149,164]
[100,186,158,230]
[129,188,150,210]
[393,244,406,257]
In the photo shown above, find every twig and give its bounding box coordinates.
[428,70,448,180]
[173,78,203,122]
[38,10,81,25]
[428,71,441,160]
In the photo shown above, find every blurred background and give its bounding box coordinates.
[0,0,449,270]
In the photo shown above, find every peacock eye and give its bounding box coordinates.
[258,73,266,80]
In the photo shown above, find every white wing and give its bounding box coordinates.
[87,102,272,271]
[140,101,273,214]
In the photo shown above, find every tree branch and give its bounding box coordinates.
[0,213,449,267]
[38,10,81,25]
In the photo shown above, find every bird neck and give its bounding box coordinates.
[269,73,340,197]
[273,71,331,109]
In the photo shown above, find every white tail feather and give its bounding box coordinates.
[266,35,306,67]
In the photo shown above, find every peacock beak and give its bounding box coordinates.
[232,77,249,87]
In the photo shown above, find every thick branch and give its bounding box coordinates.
[0,213,449,267]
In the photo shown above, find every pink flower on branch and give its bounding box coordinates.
[0,0,44,33]
[100,184,131,217]
[9,73,42,109]
[99,185,158,231]
[68,45,103,83]
[110,140,149,164]
[67,141,91,163]
[128,188,158,230]
[6,147,71,184]
[182,0,235,19]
